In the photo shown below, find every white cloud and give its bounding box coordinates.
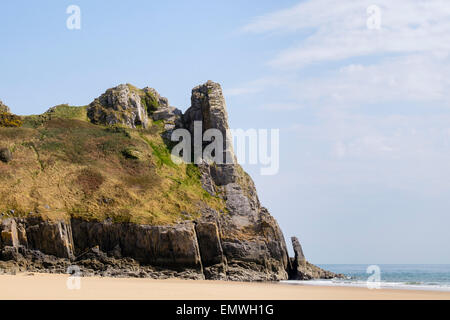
[243,0,450,69]
[228,52,450,111]
[224,76,288,97]
[239,0,450,262]
[235,1,450,109]
[292,54,450,106]
[285,110,450,194]
[260,102,304,111]
[237,0,450,193]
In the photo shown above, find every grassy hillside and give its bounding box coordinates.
[0,104,225,224]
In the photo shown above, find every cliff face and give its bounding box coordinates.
[183,81,290,280]
[0,81,338,281]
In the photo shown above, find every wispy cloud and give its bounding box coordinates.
[236,1,450,261]
[236,1,450,192]
[235,0,450,111]
[292,54,450,106]
[243,0,450,69]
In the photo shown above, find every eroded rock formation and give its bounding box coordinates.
[289,236,342,280]
[87,84,150,129]
[0,80,339,281]
[181,81,290,281]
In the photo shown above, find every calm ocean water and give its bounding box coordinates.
[283,264,450,292]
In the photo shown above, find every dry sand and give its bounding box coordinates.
[1,273,449,300]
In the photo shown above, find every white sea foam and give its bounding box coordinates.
[281,279,450,292]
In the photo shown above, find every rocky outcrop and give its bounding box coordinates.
[289,237,342,280]
[1,219,19,248]
[25,217,75,260]
[0,100,10,113]
[0,217,205,279]
[87,84,150,128]
[0,218,339,281]
[0,217,74,260]
[183,81,290,281]
[0,212,293,281]
[86,84,182,131]
[292,236,306,266]
[0,81,339,282]
[153,106,183,140]
[71,219,203,271]
[184,80,235,165]
[195,217,227,280]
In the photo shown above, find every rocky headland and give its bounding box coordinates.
[0,81,341,281]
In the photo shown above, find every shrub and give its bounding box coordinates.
[0,148,12,163]
[0,112,23,127]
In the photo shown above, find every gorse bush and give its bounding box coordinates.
[0,112,23,127]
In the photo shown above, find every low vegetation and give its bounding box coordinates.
[0,112,23,127]
[0,105,225,224]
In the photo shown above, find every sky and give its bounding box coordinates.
[1,0,450,264]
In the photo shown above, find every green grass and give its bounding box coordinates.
[141,93,160,114]
[127,84,161,114]
[22,105,87,128]
[139,132,177,168]
[47,104,88,121]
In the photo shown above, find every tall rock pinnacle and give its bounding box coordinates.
[183,80,290,280]
[184,80,236,165]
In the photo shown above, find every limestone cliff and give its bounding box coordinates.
[0,81,339,281]
[182,81,290,280]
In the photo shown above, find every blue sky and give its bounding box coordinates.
[1,0,450,264]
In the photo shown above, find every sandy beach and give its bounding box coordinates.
[0,273,449,300]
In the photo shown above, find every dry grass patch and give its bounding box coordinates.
[0,106,226,224]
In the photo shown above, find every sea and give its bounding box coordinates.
[282,264,450,292]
